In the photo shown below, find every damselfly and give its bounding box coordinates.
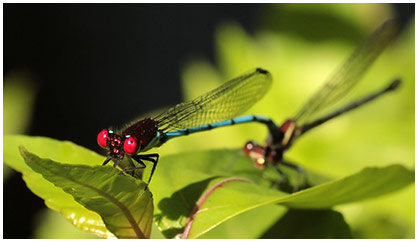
[243,19,401,182]
[97,68,277,185]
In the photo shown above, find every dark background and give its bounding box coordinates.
[3,3,414,238]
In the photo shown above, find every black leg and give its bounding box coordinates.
[127,158,135,176]
[262,147,288,185]
[102,156,112,166]
[281,159,309,192]
[273,164,289,183]
[131,153,159,186]
[281,160,305,173]
[124,157,147,177]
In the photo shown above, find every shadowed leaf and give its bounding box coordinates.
[261,209,352,238]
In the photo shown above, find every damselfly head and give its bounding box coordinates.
[97,129,140,159]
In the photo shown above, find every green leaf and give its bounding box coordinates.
[199,204,288,239]
[152,149,413,238]
[4,135,104,171]
[4,135,110,237]
[199,205,351,239]
[275,164,414,208]
[19,146,154,239]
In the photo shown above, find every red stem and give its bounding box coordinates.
[180,177,251,239]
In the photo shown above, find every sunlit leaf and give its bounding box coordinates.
[4,71,38,135]
[198,204,287,239]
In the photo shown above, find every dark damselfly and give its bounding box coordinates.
[243,19,401,186]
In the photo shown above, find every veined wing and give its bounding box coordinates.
[294,19,399,124]
[154,68,272,132]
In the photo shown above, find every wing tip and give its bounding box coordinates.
[255,68,269,75]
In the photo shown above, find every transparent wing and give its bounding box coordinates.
[154,68,272,132]
[294,19,399,124]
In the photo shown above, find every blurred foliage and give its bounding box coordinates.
[4,71,38,135]
[3,71,38,180]
[258,3,394,43]
[153,3,414,239]
[34,210,100,239]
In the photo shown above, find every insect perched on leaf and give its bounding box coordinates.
[98,68,278,186]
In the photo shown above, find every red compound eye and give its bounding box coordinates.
[124,136,139,154]
[97,129,108,148]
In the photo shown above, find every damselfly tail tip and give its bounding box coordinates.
[387,78,402,91]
